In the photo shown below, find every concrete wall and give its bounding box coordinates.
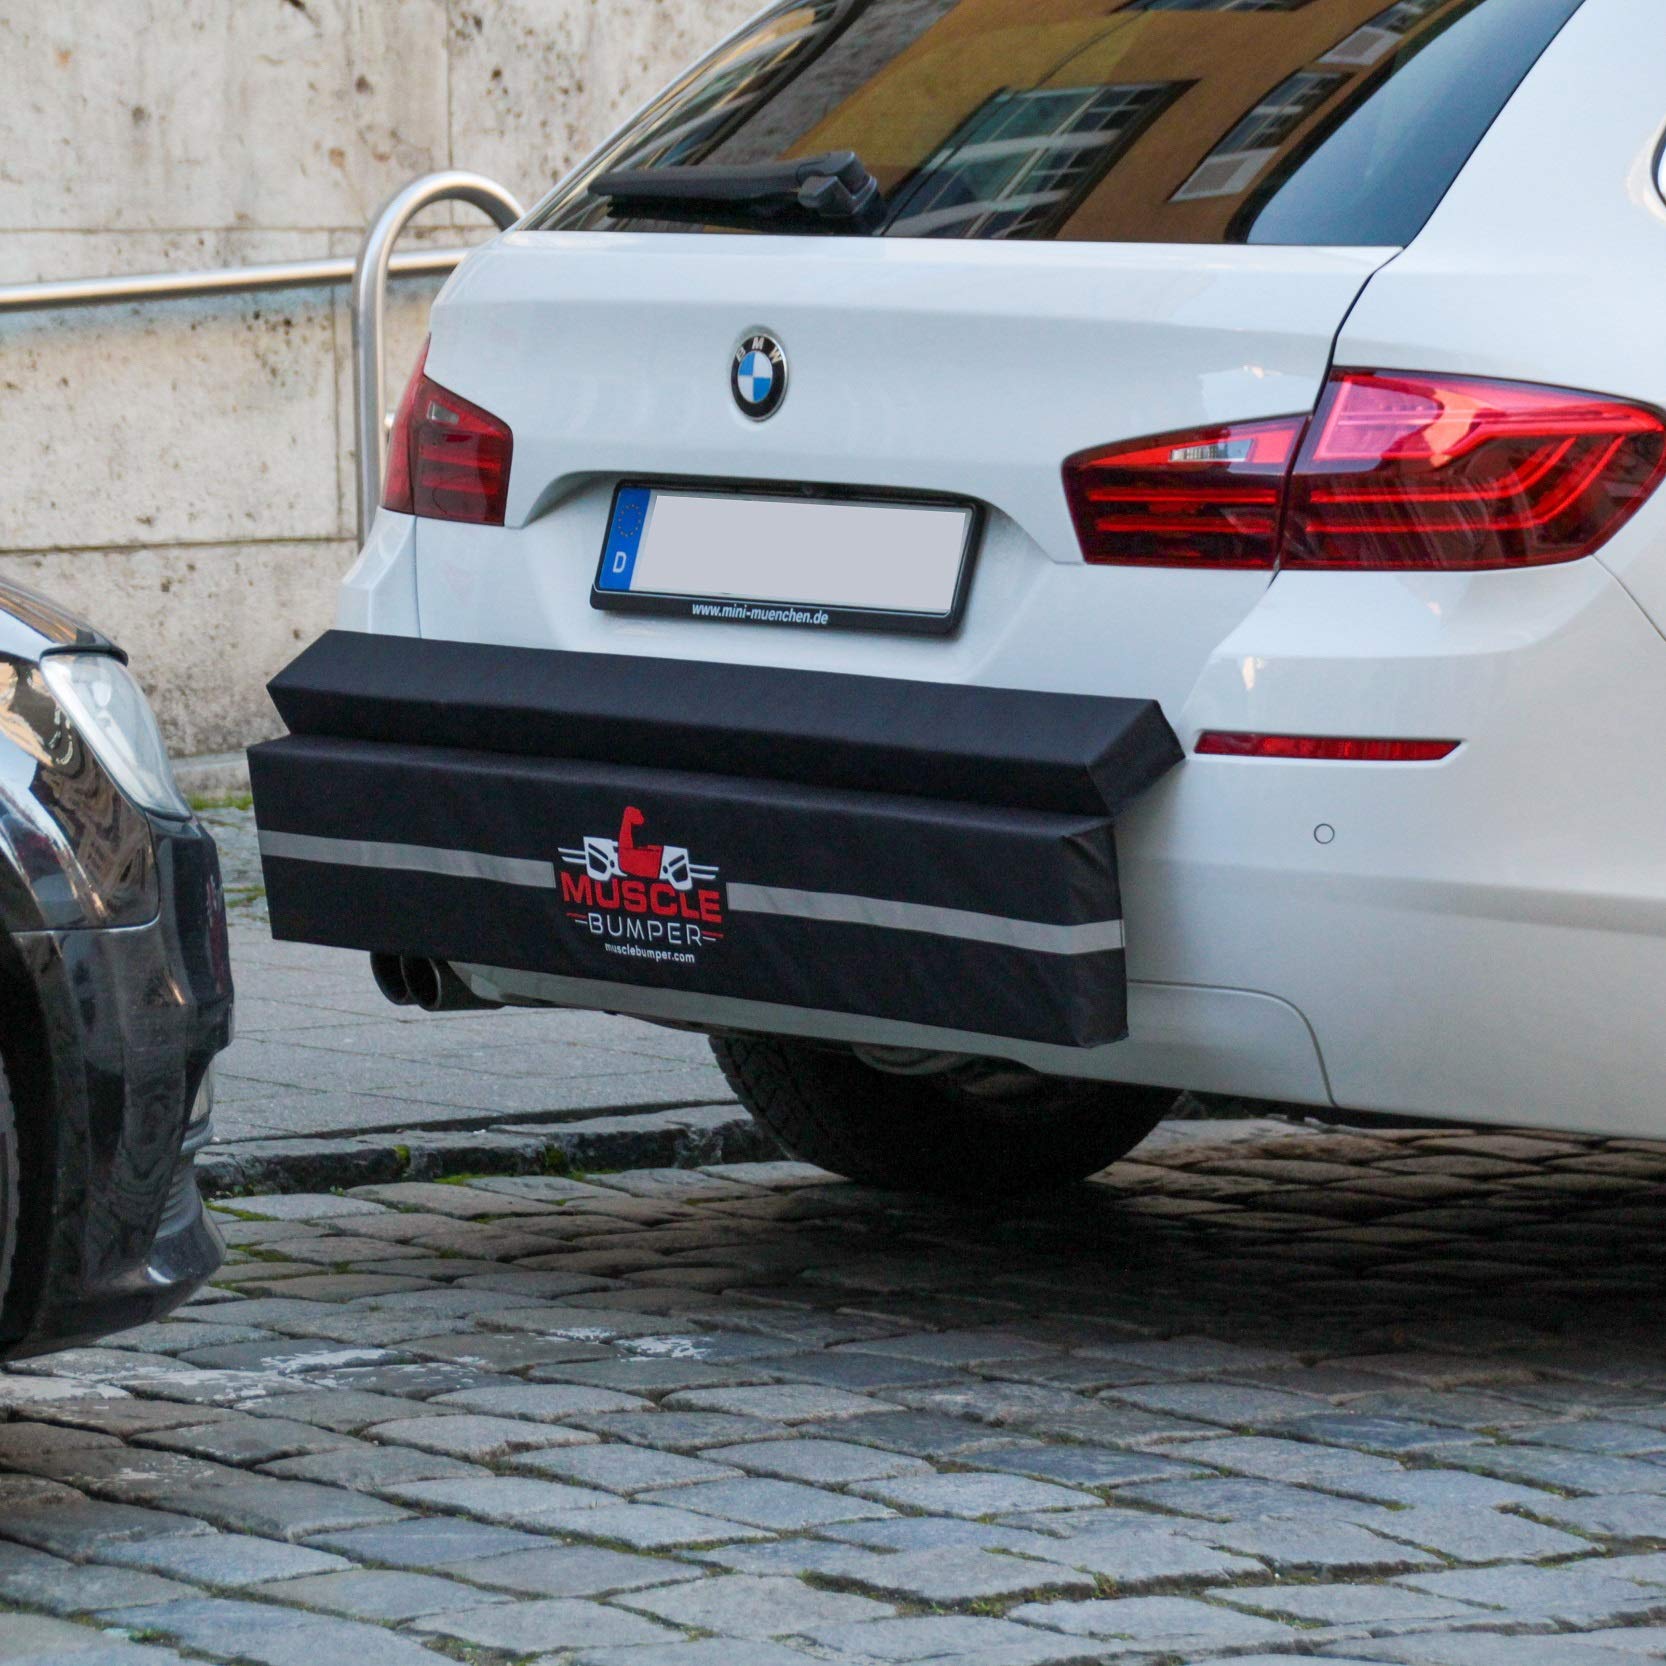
[0,0,757,762]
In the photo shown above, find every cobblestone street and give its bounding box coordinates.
[8,1118,1666,1663]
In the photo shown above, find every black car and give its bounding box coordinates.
[0,578,230,1360]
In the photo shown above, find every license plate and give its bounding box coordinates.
[591,483,978,635]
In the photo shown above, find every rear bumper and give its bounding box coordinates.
[4,819,231,1359]
[250,634,1180,1053]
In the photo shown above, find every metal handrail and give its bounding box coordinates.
[0,167,525,543]
[352,171,524,540]
[0,247,477,315]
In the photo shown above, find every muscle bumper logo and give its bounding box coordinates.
[558,807,724,962]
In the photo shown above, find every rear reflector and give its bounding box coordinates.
[382,338,514,526]
[1063,418,1305,568]
[1195,732,1459,762]
[1067,372,1665,572]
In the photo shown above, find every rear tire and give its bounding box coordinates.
[712,1035,1175,1197]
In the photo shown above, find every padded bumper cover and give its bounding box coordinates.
[250,633,1181,1049]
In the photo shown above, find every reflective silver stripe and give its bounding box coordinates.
[724,883,1123,956]
[258,831,555,890]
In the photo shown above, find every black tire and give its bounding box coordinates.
[0,1057,16,1317]
[712,1035,1176,1197]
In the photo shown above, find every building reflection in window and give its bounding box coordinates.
[884,84,1184,240]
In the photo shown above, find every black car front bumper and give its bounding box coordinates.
[4,818,232,1358]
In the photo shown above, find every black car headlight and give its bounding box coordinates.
[0,652,171,928]
[40,653,191,822]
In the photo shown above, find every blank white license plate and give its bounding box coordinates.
[592,484,978,635]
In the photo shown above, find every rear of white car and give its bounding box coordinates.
[255,0,1666,1191]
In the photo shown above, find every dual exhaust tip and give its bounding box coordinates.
[370,952,499,1012]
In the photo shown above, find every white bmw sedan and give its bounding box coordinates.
[251,0,1666,1194]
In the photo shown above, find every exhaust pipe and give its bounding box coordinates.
[371,952,500,1012]
[370,952,414,1006]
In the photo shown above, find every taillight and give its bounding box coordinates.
[1066,372,1665,572]
[1195,732,1458,762]
[382,339,513,526]
[1284,372,1666,570]
[1063,418,1305,568]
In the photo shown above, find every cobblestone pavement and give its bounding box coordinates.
[6,1130,1666,1661]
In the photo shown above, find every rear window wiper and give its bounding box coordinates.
[591,151,885,235]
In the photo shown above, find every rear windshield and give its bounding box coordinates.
[527,0,1585,246]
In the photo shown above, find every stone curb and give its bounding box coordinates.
[196,1102,779,1197]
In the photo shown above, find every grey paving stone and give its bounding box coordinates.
[1169,1434,1405,1490]
[1115,1476,1393,1524]
[1331,1636,1649,1665]
[99,1595,443,1666]
[1530,1493,1666,1539]
[637,1476,893,1530]
[0,1613,121,1659]
[509,1443,741,1494]
[243,1390,458,1434]
[412,1595,678,1651]
[529,1357,778,1394]
[516,1502,774,1549]
[800,1614,1100,1663]
[854,1472,1097,1519]
[135,1418,355,1466]
[444,1543,704,1597]
[1277,1413,1490,1455]
[305,1515,548,1566]
[0,1542,193,1614]
[1179,1517,1441,1575]
[704,1438,932,1485]
[750,1352,955,1392]
[94,1533,351,1587]
[1458,1447,1666,1495]
[377,1474,614,1525]
[259,1443,486,1487]
[250,1566,510,1620]
[0,1644,189,1666]
[824,1517,1091,1558]
[368,1413,594,1461]
[571,1643,822,1666]
[845,1330,1058,1368]
[431,1383,651,1419]
[1102,1382,1325,1428]
[616,1572,896,1637]
[662,1385,890,1423]
[972,1444,1206,1490]
[1396,1563,1666,1625]
[567,1412,793,1451]
[1,1501,213,1557]
[1214,1581,1481,1627]
[129,1477,410,1541]
[1368,1505,1593,1563]
[1008,1593,1297,1650]
[814,1547,1099,1605]
[1030,1525,1264,1587]
[233,1194,393,1221]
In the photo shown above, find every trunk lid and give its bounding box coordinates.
[413,231,1386,715]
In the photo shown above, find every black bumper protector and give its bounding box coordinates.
[251,635,1182,1050]
[269,631,1179,817]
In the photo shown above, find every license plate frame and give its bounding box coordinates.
[590,479,982,637]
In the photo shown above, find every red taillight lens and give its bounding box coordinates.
[1286,372,1666,570]
[381,339,513,526]
[1068,373,1665,572]
[1063,418,1306,568]
[1195,732,1458,762]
